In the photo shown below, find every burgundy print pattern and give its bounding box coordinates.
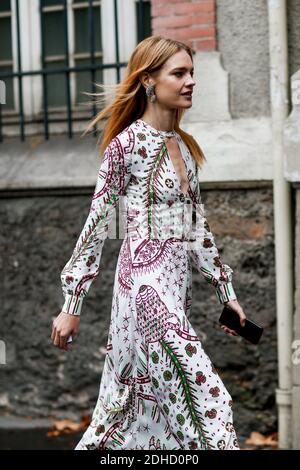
[60,118,239,450]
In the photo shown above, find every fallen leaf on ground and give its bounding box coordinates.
[245,431,278,448]
[47,415,91,437]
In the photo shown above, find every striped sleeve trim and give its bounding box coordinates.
[62,294,84,316]
[215,282,237,304]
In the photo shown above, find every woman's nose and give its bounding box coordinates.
[186,79,196,87]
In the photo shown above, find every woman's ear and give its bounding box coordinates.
[139,71,152,90]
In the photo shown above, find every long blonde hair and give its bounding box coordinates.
[82,35,207,168]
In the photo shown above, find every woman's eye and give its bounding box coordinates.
[174,72,194,78]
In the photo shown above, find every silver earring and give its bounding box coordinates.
[146,84,156,103]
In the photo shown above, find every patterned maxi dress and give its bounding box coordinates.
[60,118,240,450]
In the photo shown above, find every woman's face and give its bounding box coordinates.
[152,50,196,110]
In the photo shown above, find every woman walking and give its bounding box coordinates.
[51,35,246,450]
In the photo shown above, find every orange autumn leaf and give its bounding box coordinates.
[47,415,91,437]
[80,414,92,429]
[245,431,278,448]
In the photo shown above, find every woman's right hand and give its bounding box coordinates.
[51,311,80,351]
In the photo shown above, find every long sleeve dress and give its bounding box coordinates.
[60,118,240,450]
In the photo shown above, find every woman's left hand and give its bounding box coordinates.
[220,299,246,336]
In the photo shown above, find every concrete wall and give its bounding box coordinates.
[288,0,300,77]
[216,0,270,118]
[217,0,300,119]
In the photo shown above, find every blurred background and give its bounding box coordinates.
[0,0,299,450]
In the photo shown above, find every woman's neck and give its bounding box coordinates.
[140,109,176,132]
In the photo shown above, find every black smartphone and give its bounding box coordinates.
[219,305,264,344]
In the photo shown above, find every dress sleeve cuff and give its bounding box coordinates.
[215,282,237,304]
[61,294,84,316]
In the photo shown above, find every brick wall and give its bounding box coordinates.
[151,0,216,51]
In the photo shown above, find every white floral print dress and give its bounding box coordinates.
[60,118,240,450]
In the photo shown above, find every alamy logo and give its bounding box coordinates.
[292,340,300,365]
[0,340,6,365]
[292,78,300,106]
[0,80,6,104]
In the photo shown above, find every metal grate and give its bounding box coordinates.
[0,0,151,142]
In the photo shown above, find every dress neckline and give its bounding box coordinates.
[136,118,176,139]
[135,118,191,199]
